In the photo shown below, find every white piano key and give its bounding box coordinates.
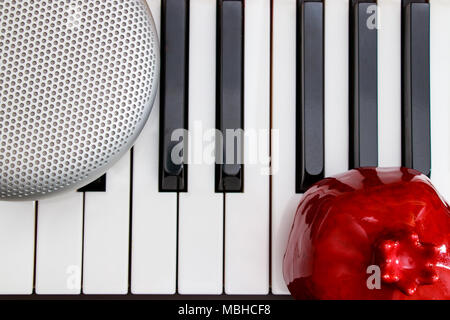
[35,192,83,294]
[178,0,223,295]
[271,0,302,295]
[430,0,450,202]
[224,0,270,295]
[324,0,349,177]
[131,0,178,295]
[0,202,35,294]
[378,0,402,167]
[82,154,131,294]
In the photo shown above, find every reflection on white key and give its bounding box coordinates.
[83,154,130,294]
[178,0,223,295]
[272,0,301,295]
[0,202,35,294]
[378,0,402,167]
[430,0,450,202]
[325,0,349,177]
[35,192,83,294]
[224,0,270,295]
[131,0,177,295]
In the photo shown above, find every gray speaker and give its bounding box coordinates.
[0,0,160,200]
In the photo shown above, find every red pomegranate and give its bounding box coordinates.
[283,167,450,300]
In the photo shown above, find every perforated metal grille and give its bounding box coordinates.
[0,0,158,200]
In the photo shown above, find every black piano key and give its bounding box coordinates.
[216,0,244,193]
[159,0,189,192]
[349,0,378,169]
[296,0,324,194]
[402,0,431,177]
[77,174,107,192]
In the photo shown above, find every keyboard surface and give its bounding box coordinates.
[1,0,449,298]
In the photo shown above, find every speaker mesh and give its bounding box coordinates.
[0,0,158,200]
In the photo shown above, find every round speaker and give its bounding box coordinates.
[0,0,159,200]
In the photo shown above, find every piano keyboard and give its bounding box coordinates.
[1,0,449,297]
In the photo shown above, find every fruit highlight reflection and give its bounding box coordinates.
[283,167,450,300]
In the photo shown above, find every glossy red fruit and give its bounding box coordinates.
[283,167,450,300]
